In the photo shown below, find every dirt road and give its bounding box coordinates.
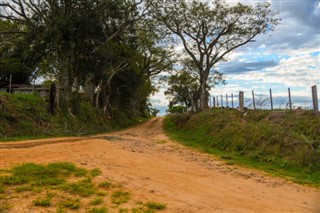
[1,117,319,212]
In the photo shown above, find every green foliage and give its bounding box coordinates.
[151,0,279,110]
[165,109,320,186]
[1,0,166,126]
[165,69,200,112]
[167,105,185,114]
[0,93,147,140]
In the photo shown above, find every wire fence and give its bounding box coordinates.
[209,85,319,115]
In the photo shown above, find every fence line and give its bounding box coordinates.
[209,85,319,115]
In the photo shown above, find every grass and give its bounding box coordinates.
[111,191,131,205]
[0,93,150,141]
[87,207,108,213]
[0,162,167,212]
[61,178,96,197]
[59,198,81,210]
[98,181,113,189]
[164,109,320,187]
[90,168,102,177]
[33,193,53,207]
[90,197,104,205]
[145,202,167,210]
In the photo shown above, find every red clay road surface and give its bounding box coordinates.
[1,117,319,212]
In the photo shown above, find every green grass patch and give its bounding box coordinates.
[164,109,320,187]
[87,207,108,213]
[61,178,96,197]
[90,168,102,177]
[0,162,88,188]
[33,193,53,207]
[98,181,113,189]
[90,197,104,206]
[59,198,81,210]
[111,191,131,205]
[0,162,167,212]
[15,185,35,192]
[145,202,167,210]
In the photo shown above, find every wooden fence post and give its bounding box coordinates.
[226,94,229,107]
[269,89,273,110]
[312,85,319,115]
[239,91,244,112]
[252,90,256,110]
[231,93,234,108]
[288,88,292,110]
[9,74,12,93]
[221,94,223,107]
[216,96,219,107]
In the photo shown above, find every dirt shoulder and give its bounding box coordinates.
[1,117,319,212]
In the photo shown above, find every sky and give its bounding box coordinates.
[150,0,320,115]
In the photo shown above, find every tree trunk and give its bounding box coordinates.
[199,76,207,111]
[186,90,196,112]
[48,83,56,115]
[84,75,94,104]
[95,79,103,107]
[73,76,79,93]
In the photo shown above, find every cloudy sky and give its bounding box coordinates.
[150,0,320,115]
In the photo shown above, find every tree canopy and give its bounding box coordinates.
[0,0,279,117]
[151,0,279,111]
[0,0,172,118]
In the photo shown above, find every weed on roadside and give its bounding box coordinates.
[59,197,81,210]
[111,191,131,205]
[87,206,108,213]
[90,197,103,205]
[33,193,53,207]
[145,202,167,210]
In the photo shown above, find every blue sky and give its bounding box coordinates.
[150,0,320,115]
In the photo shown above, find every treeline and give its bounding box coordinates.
[0,0,278,117]
[0,0,173,118]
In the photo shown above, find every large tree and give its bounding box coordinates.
[151,0,279,111]
[0,0,173,118]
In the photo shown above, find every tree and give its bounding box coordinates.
[165,69,199,112]
[151,0,279,111]
[0,19,41,88]
[0,0,173,119]
[135,18,174,78]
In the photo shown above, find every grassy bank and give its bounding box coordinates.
[164,109,320,186]
[0,93,148,141]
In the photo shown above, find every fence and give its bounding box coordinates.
[209,85,319,115]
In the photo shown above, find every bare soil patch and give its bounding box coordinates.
[1,117,319,212]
